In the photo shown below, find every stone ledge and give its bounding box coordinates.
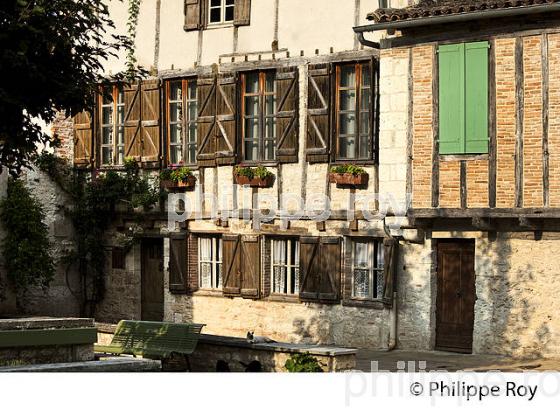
[0,317,94,331]
[200,334,358,357]
[0,357,161,372]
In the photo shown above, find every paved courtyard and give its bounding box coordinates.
[356,349,560,372]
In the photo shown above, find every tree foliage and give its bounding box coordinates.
[0,0,133,175]
[0,178,55,297]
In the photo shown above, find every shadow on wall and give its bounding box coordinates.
[476,232,552,358]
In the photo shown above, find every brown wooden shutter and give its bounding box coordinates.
[124,83,142,161]
[222,234,242,296]
[169,237,187,293]
[215,73,237,165]
[318,237,341,301]
[306,63,332,163]
[184,0,202,31]
[73,110,93,166]
[382,238,398,306]
[197,74,217,167]
[299,237,341,302]
[234,0,251,26]
[275,67,299,163]
[141,79,162,166]
[187,234,199,293]
[240,235,260,299]
[299,237,321,301]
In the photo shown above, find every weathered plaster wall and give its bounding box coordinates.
[473,233,560,358]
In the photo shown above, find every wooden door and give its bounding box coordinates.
[141,238,164,321]
[436,240,476,353]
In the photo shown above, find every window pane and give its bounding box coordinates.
[188,123,197,144]
[359,135,369,159]
[187,143,197,165]
[211,0,221,5]
[361,88,371,111]
[117,126,124,145]
[361,64,371,87]
[339,136,356,159]
[102,106,113,125]
[170,145,182,165]
[273,266,286,294]
[117,89,124,104]
[226,0,234,4]
[225,5,234,21]
[187,82,197,100]
[200,263,212,288]
[102,147,112,165]
[340,90,356,111]
[210,7,221,22]
[375,271,384,300]
[245,139,258,161]
[200,238,212,261]
[340,66,356,88]
[169,123,183,144]
[265,117,276,140]
[188,101,197,122]
[170,82,182,101]
[245,96,259,116]
[376,242,384,269]
[265,72,275,93]
[170,102,183,123]
[265,94,276,115]
[360,113,370,135]
[102,127,113,145]
[339,113,356,135]
[245,73,259,94]
[353,269,370,299]
[116,146,124,165]
[245,118,259,140]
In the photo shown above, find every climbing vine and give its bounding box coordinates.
[125,0,142,79]
[0,179,55,301]
[36,153,161,315]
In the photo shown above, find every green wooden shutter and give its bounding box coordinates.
[438,43,465,154]
[465,41,489,154]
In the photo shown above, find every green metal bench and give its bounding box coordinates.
[94,320,204,369]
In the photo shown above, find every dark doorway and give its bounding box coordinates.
[141,238,164,321]
[436,239,476,353]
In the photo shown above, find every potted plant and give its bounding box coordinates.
[160,165,196,191]
[233,166,274,188]
[329,164,369,187]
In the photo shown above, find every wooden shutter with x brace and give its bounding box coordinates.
[275,67,299,163]
[123,83,142,162]
[222,234,242,296]
[184,0,202,31]
[306,63,332,163]
[299,237,341,302]
[197,74,217,167]
[240,235,260,299]
[140,79,162,167]
[73,110,94,166]
[216,72,237,165]
[234,0,251,26]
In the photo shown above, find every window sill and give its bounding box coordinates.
[266,294,300,304]
[237,161,278,168]
[342,299,386,309]
[439,154,489,161]
[331,159,377,166]
[205,22,234,30]
[192,289,224,297]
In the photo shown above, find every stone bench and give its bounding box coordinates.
[0,317,97,367]
[190,334,357,372]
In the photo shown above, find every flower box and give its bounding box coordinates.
[329,172,369,187]
[234,173,274,188]
[161,175,197,191]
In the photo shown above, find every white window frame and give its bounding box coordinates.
[270,238,300,295]
[198,236,223,290]
[100,86,125,166]
[208,0,235,26]
[351,240,384,301]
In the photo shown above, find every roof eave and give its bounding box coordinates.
[354,3,560,34]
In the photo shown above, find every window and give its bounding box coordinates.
[242,71,277,162]
[208,0,234,25]
[438,41,489,154]
[100,85,125,166]
[352,240,384,300]
[199,236,223,289]
[271,238,300,295]
[112,247,126,270]
[336,63,372,160]
[167,79,198,165]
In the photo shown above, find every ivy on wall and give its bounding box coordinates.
[126,0,142,78]
[36,154,161,316]
[0,179,55,301]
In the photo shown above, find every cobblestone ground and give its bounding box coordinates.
[356,349,560,372]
